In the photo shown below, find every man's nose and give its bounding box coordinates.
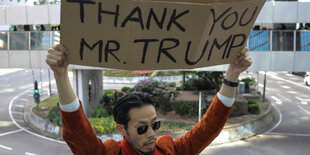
[146,126,156,137]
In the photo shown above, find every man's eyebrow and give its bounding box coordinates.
[137,117,157,124]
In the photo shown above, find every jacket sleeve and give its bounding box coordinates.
[59,100,107,155]
[173,94,233,155]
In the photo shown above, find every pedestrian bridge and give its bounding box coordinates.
[2,1,310,117]
[0,29,309,72]
[0,1,310,72]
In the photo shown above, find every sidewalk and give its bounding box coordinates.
[21,91,280,146]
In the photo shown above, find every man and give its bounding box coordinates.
[46,44,252,155]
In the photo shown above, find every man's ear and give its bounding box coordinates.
[116,124,127,136]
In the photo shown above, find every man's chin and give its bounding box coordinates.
[141,148,154,155]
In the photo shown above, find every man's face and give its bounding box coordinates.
[125,105,158,154]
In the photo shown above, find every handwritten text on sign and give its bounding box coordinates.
[61,0,265,70]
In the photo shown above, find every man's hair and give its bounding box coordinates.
[113,91,156,129]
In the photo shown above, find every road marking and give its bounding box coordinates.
[0,144,12,150]
[9,89,66,144]
[25,152,38,155]
[276,94,291,102]
[0,129,23,137]
[265,103,282,133]
[266,132,310,137]
[14,119,24,122]
[281,85,291,89]
[19,98,28,102]
[296,96,310,102]
[286,91,298,94]
[11,111,23,115]
[271,96,282,105]
[15,105,24,108]
[297,105,310,115]
[296,96,303,101]
[258,84,272,91]
[296,96,309,105]
[267,72,310,90]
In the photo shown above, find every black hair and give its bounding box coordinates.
[113,91,156,129]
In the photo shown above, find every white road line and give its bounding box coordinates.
[285,74,294,77]
[258,84,272,91]
[267,72,310,90]
[296,96,304,101]
[271,96,282,105]
[0,144,12,151]
[265,103,282,133]
[19,98,28,102]
[297,105,310,115]
[15,119,24,122]
[15,105,25,108]
[266,132,310,137]
[9,89,66,144]
[11,111,23,115]
[281,85,291,89]
[295,96,310,102]
[25,152,38,155]
[277,94,292,102]
[0,129,23,137]
[295,96,309,105]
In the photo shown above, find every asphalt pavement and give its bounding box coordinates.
[201,72,310,155]
[1,70,310,155]
[0,69,71,155]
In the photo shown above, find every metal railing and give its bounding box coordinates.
[0,31,60,50]
[0,30,310,52]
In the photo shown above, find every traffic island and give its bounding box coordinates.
[23,93,279,145]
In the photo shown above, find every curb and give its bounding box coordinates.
[211,102,279,145]
[24,95,63,140]
[23,96,279,144]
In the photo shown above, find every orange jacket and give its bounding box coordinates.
[60,94,233,155]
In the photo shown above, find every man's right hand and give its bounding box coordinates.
[46,44,69,77]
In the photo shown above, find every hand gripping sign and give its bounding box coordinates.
[60,0,266,70]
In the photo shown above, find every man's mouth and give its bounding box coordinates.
[144,141,155,149]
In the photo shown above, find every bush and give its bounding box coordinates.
[178,71,224,91]
[248,101,260,114]
[102,90,116,115]
[91,105,109,118]
[89,116,116,134]
[166,82,176,87]
[241,77,256,85]
[160,121,194,133]
[121,87,134,93]
[174,101,198,117]
[155,95,173,112]
[48,104,62,126]
[134,79,178,112]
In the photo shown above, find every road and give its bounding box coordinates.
[0,69,133,155]
[1,70,310,154]
[0,69,71,155]
[201,72,310,155]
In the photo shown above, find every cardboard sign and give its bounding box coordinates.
[61,0,265,70]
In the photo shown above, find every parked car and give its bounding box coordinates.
[292,72,306,77]
[304,75,310,86]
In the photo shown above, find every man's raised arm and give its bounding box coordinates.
[46,44,77,106]
[45,44,111,155]
[174,48,252,155]
[219,48,252,99]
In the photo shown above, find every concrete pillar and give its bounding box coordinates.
[72,69,103,117]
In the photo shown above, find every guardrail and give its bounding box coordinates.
[1,30,310,52]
